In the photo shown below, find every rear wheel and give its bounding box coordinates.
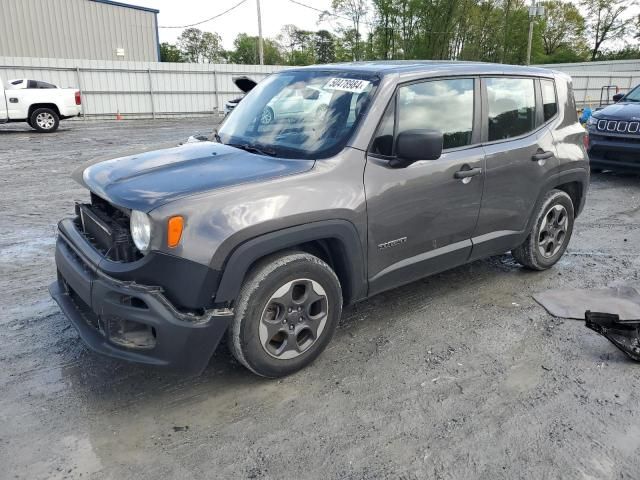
[30,108,59,133]
[228,251,342,378]
[512,189,574,270]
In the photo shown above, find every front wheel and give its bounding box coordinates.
[30,108,60,133]
[260,106,274,125]
[228,251,342,378]
[512,189,574,270]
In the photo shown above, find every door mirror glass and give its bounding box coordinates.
[612,93,624,102]
[391,129,443,168]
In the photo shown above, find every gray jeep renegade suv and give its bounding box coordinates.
[50,62,589,377]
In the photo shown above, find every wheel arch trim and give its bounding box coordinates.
[29,103,61,118]
[213,220,367,306]
[525,168,588,235]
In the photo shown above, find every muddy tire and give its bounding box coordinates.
[512,189,574,270]
[228,251,342,378]
[30,108,59,133]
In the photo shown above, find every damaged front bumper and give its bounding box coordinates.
[585,311,640,361]
[49,221,233,374]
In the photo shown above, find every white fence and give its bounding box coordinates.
[0,56,286,119]
[566,71,640,108]
[538,60,640,109]
[2,56,639,117]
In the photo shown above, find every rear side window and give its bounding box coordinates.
[397,78,474,150]
[486,78,536,141]
[541,79,558,121]
[26,80,56,89]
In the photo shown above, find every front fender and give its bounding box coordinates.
[213,220,367,306]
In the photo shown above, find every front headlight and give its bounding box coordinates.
[586,116,598,127]
[130,210,152,253]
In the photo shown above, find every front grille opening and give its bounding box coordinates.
[106,316,157,350]
[74,194,142,263]
[597,119,640,136]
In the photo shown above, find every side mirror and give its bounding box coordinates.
[302,88,320,100]
[390,129,443,168]
[612,93,625,102]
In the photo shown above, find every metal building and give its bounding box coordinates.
[0,0,160,61]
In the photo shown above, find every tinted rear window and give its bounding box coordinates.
[487,77,536,141]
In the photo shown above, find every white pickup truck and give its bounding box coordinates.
[1,79,82,132]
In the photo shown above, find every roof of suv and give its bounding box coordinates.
[289,60,557,78]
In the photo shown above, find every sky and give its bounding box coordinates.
[132,0,346,49]
[131,0,639,51]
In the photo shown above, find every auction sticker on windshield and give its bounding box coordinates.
[324,78,371,93]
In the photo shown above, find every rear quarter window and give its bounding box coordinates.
[541,79,558,121]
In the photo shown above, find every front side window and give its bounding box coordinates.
[541,79,558,121]
[486,77,536,141]
[218,71,378,159]
[370,78,475,156]
[397,78,474,150]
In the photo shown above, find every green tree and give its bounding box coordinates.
[538,1,586,56]
[323,0,368,60]
[597,45,640,60]
[200,32,225,63]
[176,28,224,63]
[580,0,636,61]
[159,42,183,62]
[314,30,336,63]
[278,25,315,65]
[228,33,283,64]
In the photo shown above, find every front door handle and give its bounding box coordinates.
[454,167,482,179]
[532,150,554,161]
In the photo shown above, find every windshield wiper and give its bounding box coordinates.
[227,142,278,157]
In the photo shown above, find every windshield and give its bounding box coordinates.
[218,70,378,159]
[624,85,640,102]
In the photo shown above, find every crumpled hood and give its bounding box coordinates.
[595,102,640,121]
[80,142,315,212]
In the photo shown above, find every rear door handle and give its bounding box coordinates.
[454,167,482,179]
[532,150,554,161]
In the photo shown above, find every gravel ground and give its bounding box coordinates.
[1,119,640,480]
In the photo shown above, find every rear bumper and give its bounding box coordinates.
[588,133,640,171]
[50,223,232,374]
[59,105,82,118]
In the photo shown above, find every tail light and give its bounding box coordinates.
[75,91,82,105]
[583,132,589,151]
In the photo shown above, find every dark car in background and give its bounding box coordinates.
[586,84,640,172]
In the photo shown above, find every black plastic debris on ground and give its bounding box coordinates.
[585,310,640,361]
